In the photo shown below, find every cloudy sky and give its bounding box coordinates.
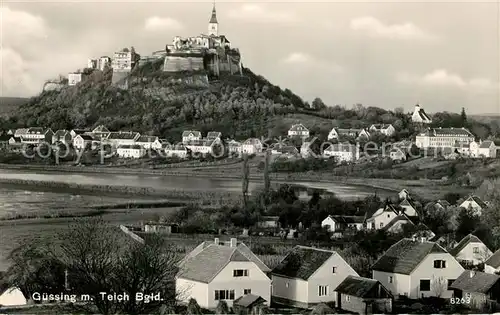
[1,0,499,114]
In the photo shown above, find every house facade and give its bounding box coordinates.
[176,238,271,309]
[68,72,85,86]
[323,143,360,163]
[335,276,393,314]
[135,135,159,150]
[116,144,146,158]
[271,246,358,308]
[20,127,53,145]
[52,130,72,145]
[327,128,339,140]
[288,124,309,138]
[459,195,487,215]
[164,144,188,159]
[399,199,418,217]
[106,132,141,148]
[415,127,475,149]
[73,134,97,150]
[185,138,221,155]
[321,215,365,233]
[412,104,432,124]
[372,238,464,299]
[477,140,497,158]
[389,147,407,162]
[182,131,202,144]
[242,138,263,155]
[450,271,500,311]
[449,234,493,265]
[369,124,396,137]
[366,205,400,230]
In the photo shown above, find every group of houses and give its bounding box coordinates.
[174,235,500,314]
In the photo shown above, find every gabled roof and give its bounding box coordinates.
[430,127,473,137]
[485,249,500,268]
[136,135,158,143]
[243,138,262,146]
[27,127,50,134]
[272,246,336,280]
[335,275,392,298]
[479,140,495,149]
[117,144,143,150]
[206,131,222,139]
[71,129,90,135]
[382,214,415,232]
[92,125,110,133]
[326,215,365,224]
[449,234,487,256]
[107,132,140,140]
[185,139,216,147]
[182,130,201,138]
[450,271,500,294]
[462,195,488,209]
[53,130,70,137]
[371,238,447,275]
[233,294,266,308]
[289,124,309,132]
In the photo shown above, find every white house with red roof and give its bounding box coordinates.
[176,238,271,309]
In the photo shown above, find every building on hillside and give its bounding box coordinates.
[327,128,339,140]
[412,104,432,124]
[70,129,90,139]
[398,198,419,217]
[105,132,141,148]
[116,144,146,158]
[0,285,27,307]
[143,222,178,234]
[459,195,488,215]
[449,234,493,265]
[271,246,358,308]
[92,125,110,134]
[372,238,464,299]
[13,128,28,138]
[335,276,393,314]
[270,144,299,158]
[208,2,219,36]
[68,72,85,86]
[369,124,396,137]
[322,143,360,163]
[450,271,500,311]
[256,216,280,229]
[398,189,411,201]
[185,138,221,155]
[321,215,365,233]
[288,124,310,138]
[366,204,402,230]
[227,140,242,156]
[182,131,202,144]
[135,135,159,150]
[8,136,22,149]
[381,214,416,234]
[485,249,500,274]
[477,140,497,158]
[20,127,54,145]
[242,138,263,155]
[151,138,167,151]
[164,143,188,159]
[335,128,370,141]
[176,238,271,309]
[415,127,475,149]
[52,130,72,145]
[73,134,97,150]
[112,48,139,71]
[206,131,222,141]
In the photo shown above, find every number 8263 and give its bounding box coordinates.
[450,297,470,304]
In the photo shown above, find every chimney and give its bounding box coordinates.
[469,270,475,278]
[230,238,237,247]
[214,238,219,245]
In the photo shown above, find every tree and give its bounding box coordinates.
[242,154,250,208]
[431,275,447,298]
[263,149,271,194]
[216,300,230,314]
[460,107,467,125]
[6,218,179,315]
[311,97,327,110]
[186,298,203,315]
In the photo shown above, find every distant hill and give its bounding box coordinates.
[0,97,30,116]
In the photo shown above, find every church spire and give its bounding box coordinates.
[208,1,219,36]
[209,1,218,24]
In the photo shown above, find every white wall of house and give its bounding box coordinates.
[208,261,271,309]
[183,134,201,143]
[373,270,411,298]
[271,276,309,306]
[165,149,188,159]
[400,204,417,217]
[306,253,359,306]
[366,210,398,230]
[73,136,91,150]
[176,278,208,307]
[409,252,464,299]
[321,216,337,232]
[0,287,27,306]
[117,148,145,158]
[455,242,493,265]
[459,200,483,215]
[327,129,338,140]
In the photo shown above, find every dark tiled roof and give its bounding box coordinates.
[289,124,309,132]
[118,144,143,150]
[27,127,48,134]
[479,141,495,149]
[371,238,447,274]
[463,195,488,209]
[449,234,485,256]
[450,271,500,293]
[272,246,334,280]
[136,135,158,143]
[233,294,266,308]
[78,134,94,141]
[182,130,201,138]
[335,275,392,298]
[382,214,415,232]
[418,108,431,121]
[185,139,216,147]
[431,127,473,137]
[485,249,500,268]
[71,129,89,135]
[177,244,250,283]
[107,132,139,140]
[92,125,110,133]
[330,215,365,224]
[53,130,69,137]
[206,131,222,139]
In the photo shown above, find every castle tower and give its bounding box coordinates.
[208,2,218,36]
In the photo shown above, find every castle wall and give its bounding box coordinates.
[111,71,129,89]
[163,55,205,72]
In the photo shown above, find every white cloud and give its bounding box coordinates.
[349,16,435,40]
[396,69,498,90]
[1,7,49,48]
[227,4,296,23]
[144,16,183,31]
[281,52,343,73]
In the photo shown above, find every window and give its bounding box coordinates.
[387,214,390,218]
[380,222,384,228]
[433,260,446,269]
[420,280,430,291]
[389,276,393,284]
[214,290,235,300]
[346,296,351,301]
[473,247,479,254]
[332,267,337,273]
[286,282,289,288]
[447,279,455,290]
[318,285,328,297]
[244,289,251,295]
[233,269,249,277]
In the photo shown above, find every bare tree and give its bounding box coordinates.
[431,275,447,298]
[242,154,250,207]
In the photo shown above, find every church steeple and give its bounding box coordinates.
[208,1,218,36]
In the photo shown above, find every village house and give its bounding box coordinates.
[450,271,500,311]
[389,147,407,162]
[270,144,299,158]
[20,127,54,145]
[411,103,432,124]
[398,189,411,201]
[335,276,393,314]
[366,204,401,230]
[151,138,167,151]
[372,238,464,299]
[369,124,396,137]
[92,125,110,134]
[449,234,493,266]
[164,143,188,159]
[70,129,90,139]
[381,213,416,234]
[411,224,436,241]
[112,48,138,71]
[13,128,28,138]
[232,294,267,315]
[415,127,475,149]
[206,131,222,141]
[485,249,500,274]
[176,238,271,309]
[241,138,263,155]
[73,134,97,150]
[185,138,221,155]
[434,200,451,211]
[52,129,72,145]
[182,130,202,144]
[135,135,159,150]
[327,128,339,140]
[399,198,419,217]
[143,222,178,234]
[256,216,280,229]
[322,143,360,163]
[8,136,22,150]
[68,72,86,86]
[321,215,365,233]
[459,195,488,215]
[476,140,497,158]
[0,286,27,307]
[105,132,141,148]
[116,144,146,158]
[288,124,310,138]
[227,140,242,156]
[271,246,358,308]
